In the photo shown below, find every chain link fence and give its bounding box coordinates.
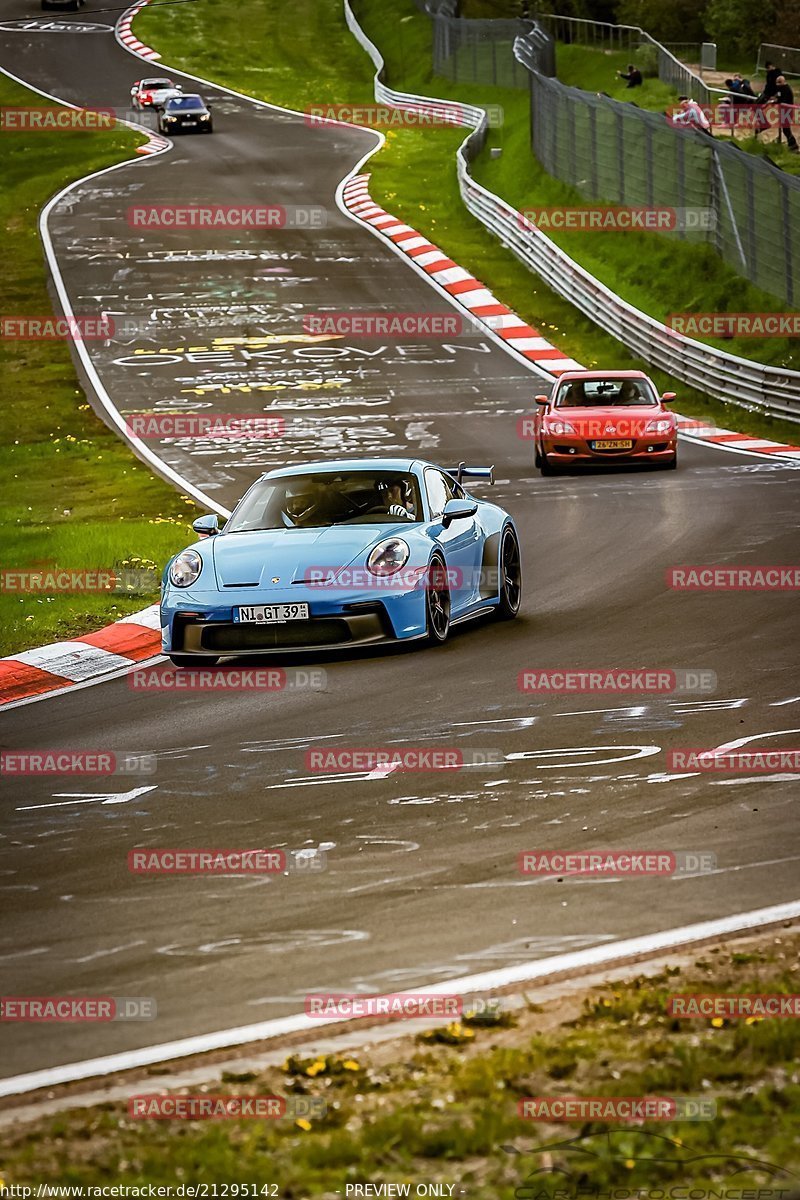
[430,12,553,86]
[526,68,800,305]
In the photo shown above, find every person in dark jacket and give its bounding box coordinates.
[617,64,643,88]
[758,62,782,102]
[773,76,799,150]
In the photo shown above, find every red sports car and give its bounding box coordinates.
[531,370,678,475]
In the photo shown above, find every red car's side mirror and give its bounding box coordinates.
[534,394,549,406]
[661,392,677,402]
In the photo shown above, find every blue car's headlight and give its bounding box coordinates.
[367,538,410,577]
[169,550,202,587]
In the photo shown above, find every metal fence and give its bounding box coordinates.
[430,12,553,86]
[537,13,715,104]
[526,68,800,306]
[343,0,800,422]
[756,43,800,78]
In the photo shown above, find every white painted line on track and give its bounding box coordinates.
[0,899,798,1098]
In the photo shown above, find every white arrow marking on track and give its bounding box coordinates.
[17,785,158,812]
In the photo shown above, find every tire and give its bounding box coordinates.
[657,453,678,470]
[168,655,219,668]
[424,555,451,645]
[495,526,522,620]
[205,123,214,133]
[540,454,556,477]
[533,441,542,468]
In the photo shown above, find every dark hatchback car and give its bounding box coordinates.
[158,94,214,134]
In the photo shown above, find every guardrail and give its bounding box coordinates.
[343,1,800,423]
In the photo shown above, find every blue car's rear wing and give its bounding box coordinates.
[444,462,494,485]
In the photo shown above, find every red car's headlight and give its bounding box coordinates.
[544,419,576,436]
[645,419,674,434]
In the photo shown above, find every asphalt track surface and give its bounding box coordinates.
[0,0,799,1084]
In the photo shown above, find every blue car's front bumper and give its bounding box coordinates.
[161,583,428,656]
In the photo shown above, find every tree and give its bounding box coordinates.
[704,0,779,62]
[614,0,709,43]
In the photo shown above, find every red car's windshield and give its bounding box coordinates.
[555,379,658,407]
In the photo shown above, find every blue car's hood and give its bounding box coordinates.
[210,525,410,587]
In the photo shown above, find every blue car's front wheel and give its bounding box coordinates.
[496,526,522,620]
[425,555,451,645]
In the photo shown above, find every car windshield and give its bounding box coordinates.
[167,96,205,110]
[144,80,174,89]
[226,471,423,531]
[555,378,658,407]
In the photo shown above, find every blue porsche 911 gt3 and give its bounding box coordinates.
[160,458,522,664]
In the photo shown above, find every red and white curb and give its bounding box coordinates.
[675,415,800,460]
[343,173,800,461]
[117,0,160,62]
[136,130,170,156]
[0,607,161,708]
[342,174,582,376]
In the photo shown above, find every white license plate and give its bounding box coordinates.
[234,603,310,624]
[184,120,197,126]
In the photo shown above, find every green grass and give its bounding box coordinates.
[2,932,799,1189]
[554,43,679,112]
[0,75,196,656]
[136,0,800,448]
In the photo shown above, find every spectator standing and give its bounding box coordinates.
[773,76,800,151]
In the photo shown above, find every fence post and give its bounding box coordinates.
[712,147,747,272]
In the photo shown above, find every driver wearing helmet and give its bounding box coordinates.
[379,477,414,519]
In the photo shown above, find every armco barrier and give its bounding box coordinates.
[343,2,800,423]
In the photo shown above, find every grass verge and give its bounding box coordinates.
[2,929,799,1189]
[136,0,800,446]
[0,75,196,657]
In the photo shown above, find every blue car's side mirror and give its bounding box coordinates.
[441,498,478,528]
[192,513,220,537]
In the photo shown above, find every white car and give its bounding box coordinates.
[130,79,183,111]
